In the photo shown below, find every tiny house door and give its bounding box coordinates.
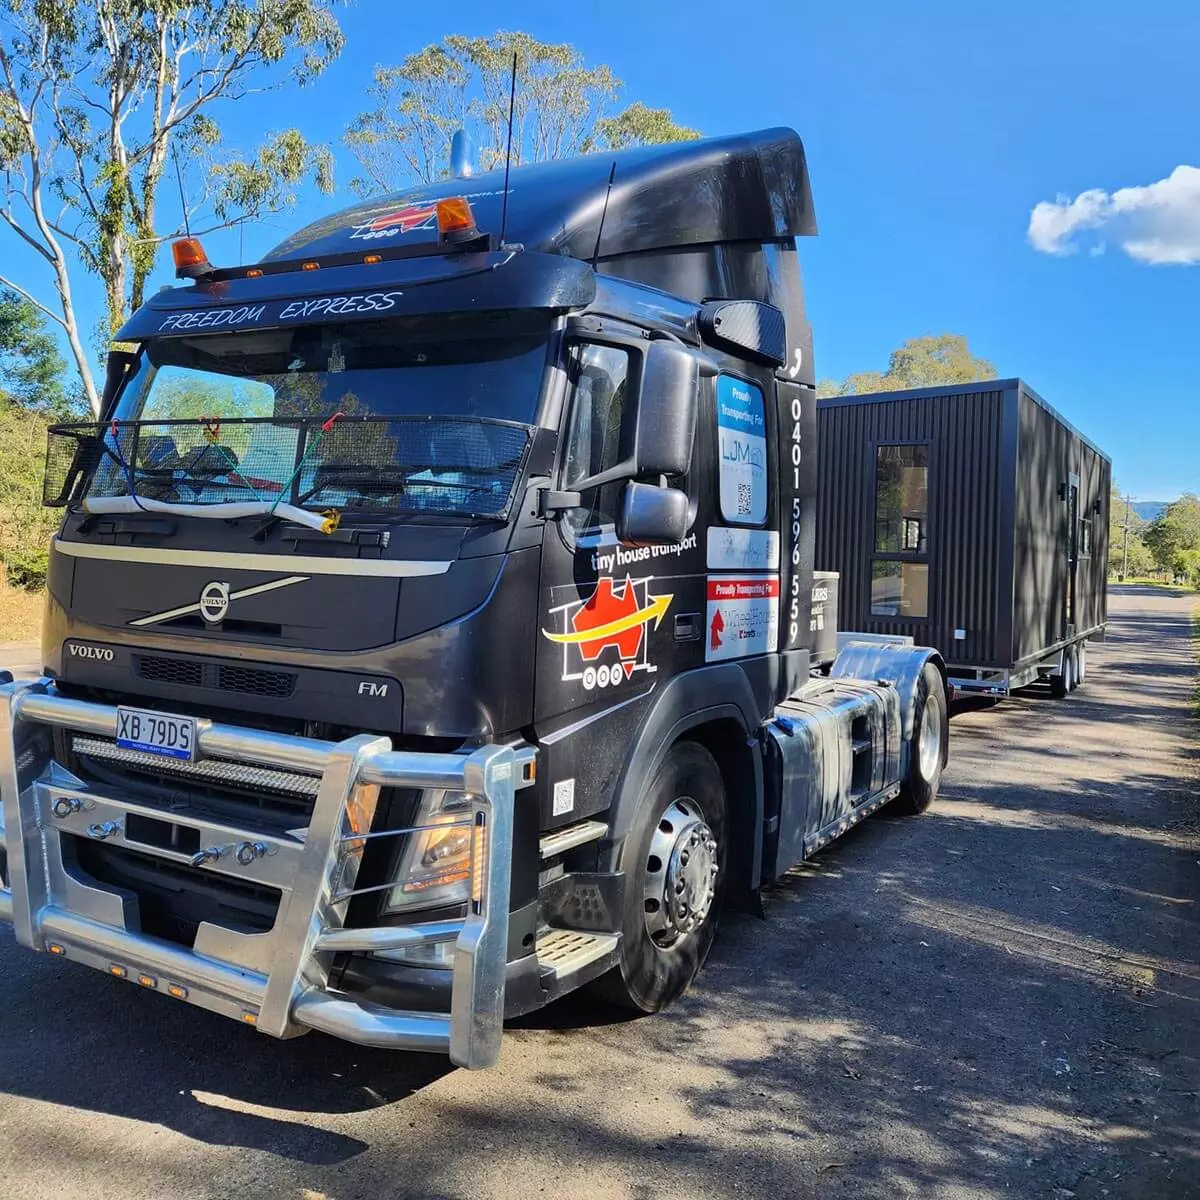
[1065,472,1079,633]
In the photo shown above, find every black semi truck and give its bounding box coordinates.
[0,129,949,1069]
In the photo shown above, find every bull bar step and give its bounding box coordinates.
[0,676,528,1069]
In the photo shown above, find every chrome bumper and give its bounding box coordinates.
[0,676,524,1069]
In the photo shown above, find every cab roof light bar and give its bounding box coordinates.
[173,201,496,287]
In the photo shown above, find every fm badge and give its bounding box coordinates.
[199,581,230,625]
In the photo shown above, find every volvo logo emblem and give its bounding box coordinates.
[199,581,230,625]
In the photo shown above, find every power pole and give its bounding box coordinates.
[1122,492,1131,579]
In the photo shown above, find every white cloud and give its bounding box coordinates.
[1027,165,1200,264]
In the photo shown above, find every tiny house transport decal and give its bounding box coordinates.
[543,575,673,688]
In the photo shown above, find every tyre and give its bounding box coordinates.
[1067,644,1081,692]
[895,661,948,815]
[1075,642,1087,687]
[591,742,727,1013]
[1050,649,1072,698]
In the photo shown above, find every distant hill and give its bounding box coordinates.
[1132,501,1169,522]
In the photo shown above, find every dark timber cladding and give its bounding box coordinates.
[815,379,1111,673]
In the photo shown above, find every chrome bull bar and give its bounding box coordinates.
[0,676,524,1069]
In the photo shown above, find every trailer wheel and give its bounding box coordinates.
[1050,649,1072,698]
[895,662,947,815]
[1071,643,1085,689]
[591,742,727,1013]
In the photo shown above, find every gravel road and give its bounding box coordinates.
[0,584,1196,1199]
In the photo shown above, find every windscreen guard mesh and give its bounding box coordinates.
[44,416,532,519]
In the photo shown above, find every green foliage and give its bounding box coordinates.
[1108,485,1154,578]
[211,129,335,221]
[1144,494,1200,572]
[345,31,699,192]
[592,102,699,151]
[0,290,77,413]
[1170,547,1200,587]
[0,404,60,589]
[832,334,998,396]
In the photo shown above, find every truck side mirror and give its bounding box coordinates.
[626,340,704,477]
[616,481,691,545]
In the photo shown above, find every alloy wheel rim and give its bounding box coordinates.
[642,797,719,949]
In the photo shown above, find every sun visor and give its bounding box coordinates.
[116,251,596,341]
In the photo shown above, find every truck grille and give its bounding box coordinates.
[73,736,320,798]
[71,838,281,947]
[64,734,320,832]
[135,654,296,698]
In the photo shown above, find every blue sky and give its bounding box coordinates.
[18,0,1200,500]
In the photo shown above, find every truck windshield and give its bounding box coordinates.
[93,311,549,520]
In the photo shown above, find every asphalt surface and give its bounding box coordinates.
[0,584,1196,1199]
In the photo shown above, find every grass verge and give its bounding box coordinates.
[0,583,43,643]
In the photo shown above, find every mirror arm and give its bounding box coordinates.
[537,488,583,516]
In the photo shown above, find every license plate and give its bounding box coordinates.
[115,706,197,762]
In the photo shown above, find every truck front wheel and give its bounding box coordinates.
[896,662,948,815]
[592,742,727,1013]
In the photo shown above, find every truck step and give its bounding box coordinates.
[539,820,608,859]
[851,737,872,754]
[536,928,620,985]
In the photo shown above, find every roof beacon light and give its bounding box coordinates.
[172,237,212,280]
[437,197,478,244]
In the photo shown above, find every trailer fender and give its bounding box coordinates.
[602,664,764,890]
[830,640,947,768]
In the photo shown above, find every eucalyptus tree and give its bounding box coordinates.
[0,0,343,414]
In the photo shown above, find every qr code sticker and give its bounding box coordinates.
[737,481,752,516]
[552,778,576,817]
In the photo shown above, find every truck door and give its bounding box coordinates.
[531,333,708,824]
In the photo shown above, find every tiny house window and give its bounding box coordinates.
[871,443,929,618]
[1079,516,1092,558]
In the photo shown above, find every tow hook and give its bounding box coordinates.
[86,820,122,841]
[51,797,85,818]
[191,841,271,868]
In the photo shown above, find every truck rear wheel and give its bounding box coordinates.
[591,742,727,1013]
[895,662,947,815]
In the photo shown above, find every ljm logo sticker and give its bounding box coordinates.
[542,575,672,690]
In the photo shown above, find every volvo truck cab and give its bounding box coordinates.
[0,129,948,1068]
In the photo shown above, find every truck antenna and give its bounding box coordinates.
[171,144,191,238]
[591,161,617,265]
[498,51,518,245]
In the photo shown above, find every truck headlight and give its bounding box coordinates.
[383,789,474,913]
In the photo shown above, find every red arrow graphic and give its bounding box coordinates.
[710,608,725,651]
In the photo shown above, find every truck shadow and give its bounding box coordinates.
[0,930,449,1164]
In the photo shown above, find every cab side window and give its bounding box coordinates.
[563,343,630,535]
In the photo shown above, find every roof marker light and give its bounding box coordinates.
[172,237,212,279]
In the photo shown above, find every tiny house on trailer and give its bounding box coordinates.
[815,379,1110,697]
